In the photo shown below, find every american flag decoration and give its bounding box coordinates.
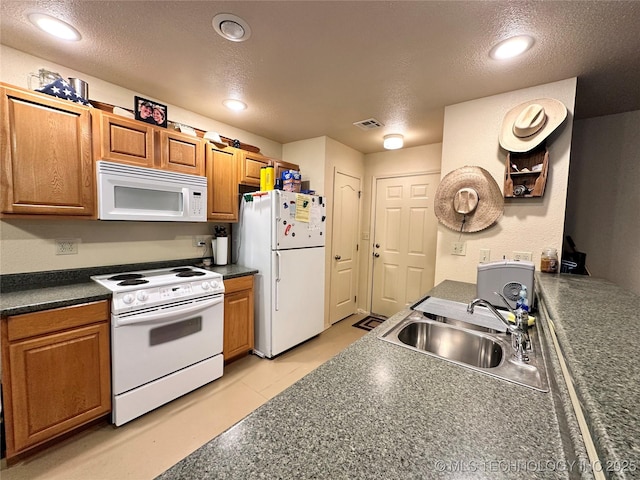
[36,78,92,106]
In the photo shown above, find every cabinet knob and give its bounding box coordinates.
[334,255,341,260]
[375,243,380,248]
[373,253,380,258]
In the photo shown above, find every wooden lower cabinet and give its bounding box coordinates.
[1,301,111,462]
[223,275,254,363]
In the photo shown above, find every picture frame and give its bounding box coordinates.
[134,96,167,128]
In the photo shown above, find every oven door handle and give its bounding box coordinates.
[114,297,223,326]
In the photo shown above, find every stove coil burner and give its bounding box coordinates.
[171,268,193,273]
[108,273,145,281]
[176,271,206,277]
[118,279,150,286]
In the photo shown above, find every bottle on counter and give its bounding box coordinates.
[540,247,559,273]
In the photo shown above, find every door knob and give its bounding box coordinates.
[373,253,380,258]
[334,255,341,260]
[375,243,380,248]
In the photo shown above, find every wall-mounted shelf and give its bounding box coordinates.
[504,145,549,198]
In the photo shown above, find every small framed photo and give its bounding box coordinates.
[134,96,167,128]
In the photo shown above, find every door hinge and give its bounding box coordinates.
[356,243,359,251]
[358,191,361,198]
[354,295,357,302]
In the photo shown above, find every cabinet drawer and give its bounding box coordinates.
[7,301,110,342]
[224,275,254,294]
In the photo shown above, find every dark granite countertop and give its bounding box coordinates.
[0,260,257,317]
[157,280,592,480]
[536,274,640,480]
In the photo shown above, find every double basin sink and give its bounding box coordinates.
[378,298,549,392]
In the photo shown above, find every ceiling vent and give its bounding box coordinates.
[353,118,384,130]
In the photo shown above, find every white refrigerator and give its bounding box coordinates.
[237,190,326,358]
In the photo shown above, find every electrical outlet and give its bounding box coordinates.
[193,236,208,247]
[479,248,491,263]
[56,239,78,255]
[452,242,466,256]
[513,251,532,262]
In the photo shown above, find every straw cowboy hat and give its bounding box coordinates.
[434,166,504,233]
[499,98,567,153]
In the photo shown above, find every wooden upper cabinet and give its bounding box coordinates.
[206,144,239,222]
[92,111,155,167]
[0,84,95,217]
[273,159,300,182]
[159,130,205,176]
[239,151,272,186]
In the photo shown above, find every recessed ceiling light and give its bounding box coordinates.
[212,13,251,42]
[490,35,534,60]
[28,13,81,41]
[383,134,404,150]
[223,99,247,111]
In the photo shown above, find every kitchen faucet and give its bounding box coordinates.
[467,292,531,362]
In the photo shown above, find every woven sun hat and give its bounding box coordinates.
[434,166,504,233]
[499,98,567,153]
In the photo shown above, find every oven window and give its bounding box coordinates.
[114,186,183,212]
[149,317,202,346]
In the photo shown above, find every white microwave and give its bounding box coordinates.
[97,161,207,222]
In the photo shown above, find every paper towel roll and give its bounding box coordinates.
[215,237,228,265]
[211,238,217,264]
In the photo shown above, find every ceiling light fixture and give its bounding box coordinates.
[383,134,404,150]
[212,13,251,42]
[223,99,247,111]
[490,35,534,60]
[28,13,81,41]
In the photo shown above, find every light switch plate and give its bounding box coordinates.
[479,248,491,263]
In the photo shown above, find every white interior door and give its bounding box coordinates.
[329,171,361,324]
[371,173,439,317]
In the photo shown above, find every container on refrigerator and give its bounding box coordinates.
[236,190,326,358]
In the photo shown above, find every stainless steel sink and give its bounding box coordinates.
[379,309,549,392]
[397,320,503,368]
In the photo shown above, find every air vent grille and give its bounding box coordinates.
[353,118,384,130]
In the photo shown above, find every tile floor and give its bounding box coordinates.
[0,314,368,480]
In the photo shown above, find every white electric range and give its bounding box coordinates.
[92,266,225,426]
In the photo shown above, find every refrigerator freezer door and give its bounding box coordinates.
[269,247,325,357]
[273,190,326,249]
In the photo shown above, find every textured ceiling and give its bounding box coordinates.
[1,1,639,154]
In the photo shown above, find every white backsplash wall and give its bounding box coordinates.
[0,219,212,274]
[435,78,577,284]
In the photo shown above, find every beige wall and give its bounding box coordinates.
[565,110,640,295]
[434,78,577,284]
[283,136,365,326]
[0,46,284,274]
[359,144,443,312]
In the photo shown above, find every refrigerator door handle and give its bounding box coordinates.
[275,250,281,311]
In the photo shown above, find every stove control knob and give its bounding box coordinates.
[136,291,148,302]
[123,294,134,304]
[201,282,210,290]
[211,280,221,290]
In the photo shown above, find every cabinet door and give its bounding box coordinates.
[2,301,111,460]
[223,276,254,362]
[159,130,205,176]
[0,85,94,216]
[239,151,272,186]
[206,144,239,222]
[273,159,300,182]
[6,322,111,455]
[93,111,154,167]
